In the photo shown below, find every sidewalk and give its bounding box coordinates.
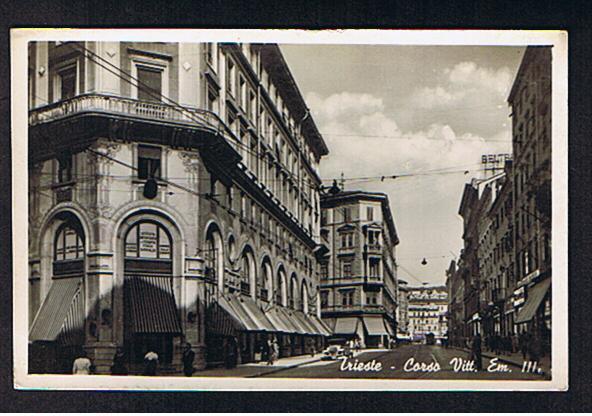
[194,349,379,378]
[195,353,324,378]
[451,346,551,376]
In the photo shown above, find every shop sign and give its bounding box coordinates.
[517,269,540,288]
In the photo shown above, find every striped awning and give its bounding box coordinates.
[226,295,264,331]
[334,317,360,335]
[29,277,84,345]
[236,296,276,332]
[515,277,551,324]
[125,275,182,334]
[309,315,332,336]
[363,316,390,336]
[277,307,308,334]
[207,296,244,336]
[384,320,395,336]
[265,306,295,333]
[293,311,322,335]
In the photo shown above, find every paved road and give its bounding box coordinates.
[263,344,550,380]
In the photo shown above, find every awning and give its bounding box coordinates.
[293,310,321,335]
[384,320,395,336]
[334,317,360,335]
[29,277,84,345]
[363,316,390,336]
[125,275,182,334]
[309,314,332,336]
[207,297,241,336]
[234,296,276,332]
[279,308,309,334]
[224,295,259,331]
[515,277,551,324]
[265,306,295,333]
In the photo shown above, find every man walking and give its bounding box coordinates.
[471,333,482,371]
[182,343,195,377]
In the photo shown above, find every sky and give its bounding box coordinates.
[280,44,525,287]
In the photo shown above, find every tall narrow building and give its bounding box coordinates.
[319,190,399,348]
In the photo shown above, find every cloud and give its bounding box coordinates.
[308,91,512,283]
[411,61,512,110]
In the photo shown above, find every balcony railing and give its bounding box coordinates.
[29,93,226,133]
[366,243,382,254]
[323,304,385,314]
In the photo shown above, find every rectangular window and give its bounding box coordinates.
[343,207,351,223]
[341,290,354,306]
[57,151,73,183]
[226,58,236,97]
[367,206,374,221]
[320,263,329,279]
[138,145,161,180]
[137,66,163,102]
[59,66,77,100]
[342,260,352,278]
[321,291,329,308]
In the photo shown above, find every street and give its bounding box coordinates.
[261,344,550,380]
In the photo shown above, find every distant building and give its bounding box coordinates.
[319,190,399,348]
[407,286,448,342]
[397,279,410,336]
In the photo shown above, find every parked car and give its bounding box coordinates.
[321,342,354,360]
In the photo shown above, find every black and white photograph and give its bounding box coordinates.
[11,29,567,391]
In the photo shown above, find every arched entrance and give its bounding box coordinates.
[29,212,86,374]
[122,219,182,372]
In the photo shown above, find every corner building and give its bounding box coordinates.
[27,41,331,374]
[319,191,399,348]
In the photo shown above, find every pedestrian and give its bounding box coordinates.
[225,337,238,369]
[266,338,274,365]
[143,350,159,376]
[308,338,316,357]
[471,333,483,371]
[519,331,529,360]
[110,347,128,376]
[354,338,361,354]
[511,332,519,354]
[182,343,195,377]
[72,352,93,375]
[528,333,541,362]
[272,337,280,363]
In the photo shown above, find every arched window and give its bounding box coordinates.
[124,221,172,273]
[205,224,224,288]
[53,222,85,276]
[276,269,285,306]
[288,274,298,309]
[260,259,272,301]
[300,280,308,313]
[54,224,84,261]
[241,253,251,296]
[125,221,171,259]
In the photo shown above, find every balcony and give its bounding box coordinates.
[365,243,382,255]
[323,304,385,314]
[364,275,383,287]
[30,93,226,131]
[259,287,269,301]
